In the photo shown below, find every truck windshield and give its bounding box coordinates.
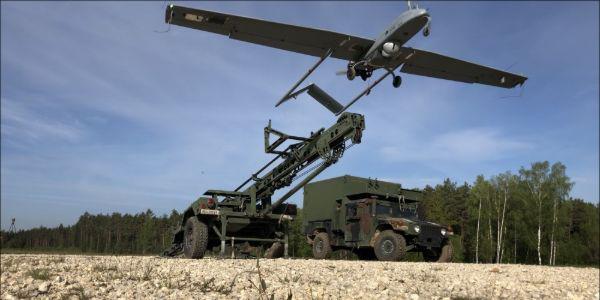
[376,201,418,218]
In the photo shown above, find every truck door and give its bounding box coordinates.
[345,202,360,242]
[345,201,372,242]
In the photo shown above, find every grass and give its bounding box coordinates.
[140,265,154,281]
[49,256,66,263]
[92,263,118,273]
[275,272,301,284]
[194,276,235,295]
[1,257,14,269]
[26,268,52,280]
[198,277,216,292]
[156,265,185,289]
[208,257,281,298]
[15,289,30,299]
[246,258,275,300]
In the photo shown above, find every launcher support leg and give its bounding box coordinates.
[220,217,227,257]
[231,237,235,259]
[284,232,289,258]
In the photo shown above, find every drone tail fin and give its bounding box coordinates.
[276,83,343,115]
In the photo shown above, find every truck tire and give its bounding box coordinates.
[423,243,453,263]
[312,232,332,259]
[183,217,208,259]
[374,230,406,261]
[264,242,284,259]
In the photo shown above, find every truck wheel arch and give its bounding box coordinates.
[172,208,197,244]
[312,228,329,236]
[185,207,215,225]
[370,224,396,247]
[181,208,195,226]
[178,208,215,241]
[307,228,328,244]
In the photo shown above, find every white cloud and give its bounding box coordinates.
[381,127,533,163]
[1,98,84,143]
[1,1,597,229]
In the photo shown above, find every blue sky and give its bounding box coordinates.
[1,1,598,229]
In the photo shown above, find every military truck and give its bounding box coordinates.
[303,176,454,262]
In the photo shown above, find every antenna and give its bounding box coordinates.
[407,0,419,10]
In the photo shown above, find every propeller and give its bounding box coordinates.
[335,69,347,76]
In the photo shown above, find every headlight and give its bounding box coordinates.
[413,225,420,233]
[441,228,447,236]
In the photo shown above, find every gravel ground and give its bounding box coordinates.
[1,254,598,300]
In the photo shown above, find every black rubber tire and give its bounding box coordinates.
[423,242,454,263]
[355,248,377,261]
[347,67,356,81]
[312,232,332,259]
[393,75,402,88]
[264,242,284,259]
[183,217,208,259]
[373,230,407,261]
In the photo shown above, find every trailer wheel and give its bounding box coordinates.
[183,217,208,259]
[374,230,406,261]
[312,232,332,259]
[423,242,453,263]
[264,242,284,259]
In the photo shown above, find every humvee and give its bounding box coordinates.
[303,175,454,262]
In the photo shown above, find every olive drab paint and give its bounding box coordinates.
[303,175,454,262]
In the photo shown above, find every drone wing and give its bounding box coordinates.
[166,5,374,62]
[395,47,527,88]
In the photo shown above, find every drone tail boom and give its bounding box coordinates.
[306,84,344,114]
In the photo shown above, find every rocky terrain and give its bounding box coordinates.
[1,254,598,299]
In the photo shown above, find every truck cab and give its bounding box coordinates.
[303,175,453,262]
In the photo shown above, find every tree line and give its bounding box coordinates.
[419,161,598,266]
[1,210,182,255]
[1,161,598,266]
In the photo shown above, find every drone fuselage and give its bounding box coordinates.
[164,3,527,112]
[359,8,430,71]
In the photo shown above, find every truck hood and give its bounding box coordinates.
[381,217,447,231]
